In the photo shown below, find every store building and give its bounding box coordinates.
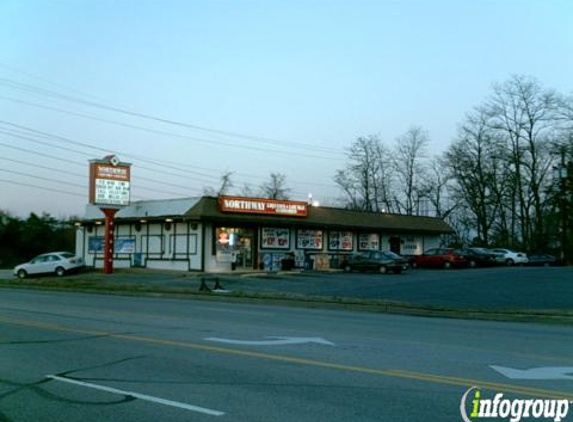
[76,196,454,272]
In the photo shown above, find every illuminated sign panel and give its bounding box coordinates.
[219,196,307,217]
[89,156,131,206]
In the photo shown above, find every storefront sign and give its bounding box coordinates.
[89,155,131,206]
[296,229,323,250]
[219,196,307,217]
[261,227,290,249]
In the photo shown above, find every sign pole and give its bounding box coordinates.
[89,154,131,275]
[102,208,119,274]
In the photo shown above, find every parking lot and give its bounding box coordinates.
[2,266,571,311]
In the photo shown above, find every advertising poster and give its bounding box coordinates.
[329,231,353,251]
[88,237,135,253]
[261,227,290,249]
[314,254,330,270]
[296,229,323,250]
[115,238,135,253]
[88,236,104,253]
[359,233,380,250]
[215,228,233,262]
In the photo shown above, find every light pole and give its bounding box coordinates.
[553,146,570,265]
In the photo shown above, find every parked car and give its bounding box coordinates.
[489,248,529,266]
[410,248,467,269]
[340,251,409,274]
[13,252,85,279]
[526,253,558,266]
[455,247,497,268]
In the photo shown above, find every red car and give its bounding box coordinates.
[410,248,468,269]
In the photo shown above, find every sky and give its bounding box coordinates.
[0,0,572,217]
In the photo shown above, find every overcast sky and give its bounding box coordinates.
[0,0,572,217]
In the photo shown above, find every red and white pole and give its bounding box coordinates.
[102,208,119,274]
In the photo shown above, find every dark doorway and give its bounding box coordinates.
[389,236,401,254]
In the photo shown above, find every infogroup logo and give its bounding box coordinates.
[460,387,571,422]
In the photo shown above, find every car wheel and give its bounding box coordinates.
[55,267,66,277]
[444,261,452,269]
[543,262,550,267]
[17,269,27,279]
[378,265,387,274]
[505,259,514,266]
[343,265,352,273]
[411,262,418,269]
[469,260,476,268]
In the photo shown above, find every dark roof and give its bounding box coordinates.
[185,197,453,234]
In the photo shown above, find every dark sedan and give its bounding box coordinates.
[526,254,559,266]
[456,247,497,268]
[340,251,409,274]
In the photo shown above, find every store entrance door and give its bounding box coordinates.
[232,228,255,269]
[389,236,401,254]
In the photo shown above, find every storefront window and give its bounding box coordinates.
[358,233,380,251]
[328,231,353,251]
[261,227,290,249]
[296,229,323,250]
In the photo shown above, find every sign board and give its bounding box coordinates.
[219,196,307,217]
[89,155,131,206]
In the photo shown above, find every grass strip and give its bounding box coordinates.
[0,277,572,325]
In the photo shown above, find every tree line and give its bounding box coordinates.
[0,212,76,267]
[335,75,573,254]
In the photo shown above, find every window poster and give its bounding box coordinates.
[296,229,323,250]
[329,231,353,251]
[261,227,290,249]
[358,233,380,251]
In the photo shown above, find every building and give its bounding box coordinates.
[76,196,454,272]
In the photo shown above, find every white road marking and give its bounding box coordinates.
[490,365,573,380]
[204,336,335,346]
[46,375,225,416]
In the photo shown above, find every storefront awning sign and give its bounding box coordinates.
[219,196,307,217]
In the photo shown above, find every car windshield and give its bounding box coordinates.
[382,251,401,259]
[59,252,75,259]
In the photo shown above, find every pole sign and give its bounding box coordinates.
[219,196,308,217]
[89,155,131,206]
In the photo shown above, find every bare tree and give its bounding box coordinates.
[445,108,508,245]
[203,171,234,196]
[420,156,458,219]
[334,135,395,212]
[485,75,559,250]
[393,126,429,215]
[260,173,291,200]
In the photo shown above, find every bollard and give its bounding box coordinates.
[199,277,211,292]
[213,277,225,291]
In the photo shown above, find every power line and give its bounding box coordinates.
[0,102,343,188]
[0,122,339,196]
[0,78,344,157]
[0,140,203,197]
[0,177,86,198]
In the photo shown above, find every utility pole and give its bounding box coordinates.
[555,144,570,265]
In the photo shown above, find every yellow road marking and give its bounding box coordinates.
[0,315,571,400]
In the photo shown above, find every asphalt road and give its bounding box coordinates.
[0,289,571,421]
